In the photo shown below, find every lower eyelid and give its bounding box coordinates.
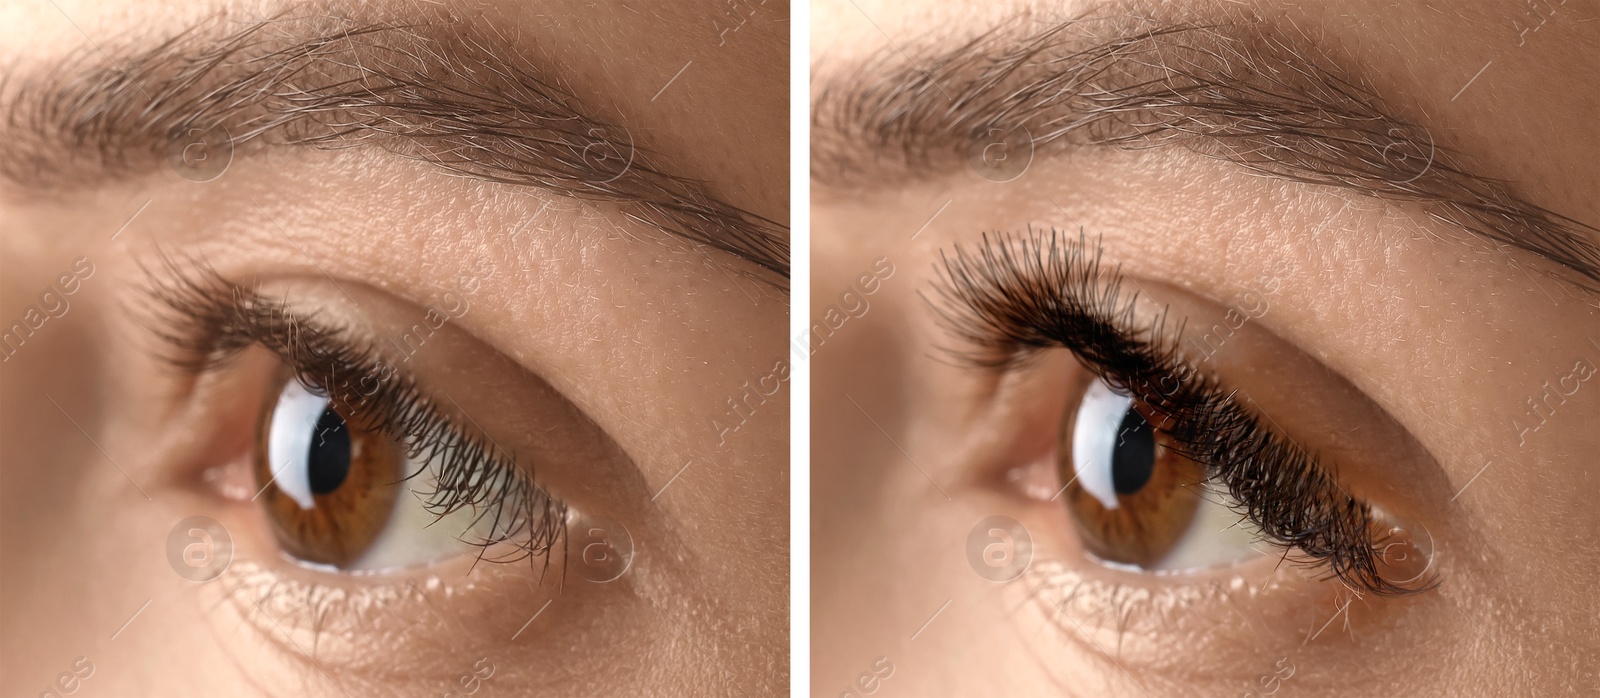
[1017,557,1336,679]
[205,557,547,678]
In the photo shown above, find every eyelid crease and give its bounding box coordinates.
[928,227,1438,596]
[135,256,568,576]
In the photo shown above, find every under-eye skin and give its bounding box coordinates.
[140,259,566,574]
[928,228,1437,596]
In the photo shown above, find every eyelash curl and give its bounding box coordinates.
[927,227,1435,597]
[138,257,567,575]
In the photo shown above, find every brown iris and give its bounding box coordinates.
[255,380,404,569]
[1059,394,1207,568]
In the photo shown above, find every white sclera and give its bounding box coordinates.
[262,380,516,572]
[1071,379,1133,511]
[350,461,497,572]
[265,380,329,510]
[1150,483,1262,571]
[1070,378,1264,571]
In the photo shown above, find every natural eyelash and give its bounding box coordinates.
[928,226,1435,596]
[137,257,566,575]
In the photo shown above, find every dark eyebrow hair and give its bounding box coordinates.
[812,7,1600,294]
[0,9,788,285]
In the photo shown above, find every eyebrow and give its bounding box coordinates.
[812,7,1600,294]
[0,9,789,284]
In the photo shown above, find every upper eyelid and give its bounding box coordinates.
[926,228,1147,371]
[143,263,459,447]
[138,262,566,564]
[928,230,1435,595]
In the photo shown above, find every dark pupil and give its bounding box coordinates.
[307,406,352,495]
[1111,406,1156,495]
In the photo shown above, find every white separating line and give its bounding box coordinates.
[1451,60,1492,102]
[511,599,554,640]
[651,61,693,102]
[110,199,152,240]
[1049,472,1079,502]
[46,393,151,500]
[1450,460,1495,502]
[651,460,695,501]
[842,0,953,101]
[845,393,951,500]
[39,0,152,101]
[251,600,352,697]
[1056,602,1156,698]
[1303,596,1352,645]
[1309,200,1350,239]
[110,598,152,640]
[442,393,514,463]
[910,199,953,240]
[507,199,552,243]
[910,598,952,640]
[251,458,294,501]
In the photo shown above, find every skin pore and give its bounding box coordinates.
[812,1,1597,696]
[1,0,788,696]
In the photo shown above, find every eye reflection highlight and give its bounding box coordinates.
[258,377,403,569]
[1062,378,1259,572]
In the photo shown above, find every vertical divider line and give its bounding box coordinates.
[790,1,813,694]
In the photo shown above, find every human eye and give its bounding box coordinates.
[930,230,1436,596]
[114,255,656,693]
[2,2,791,694]
[812,1,1599,695]
[147,263,563,574]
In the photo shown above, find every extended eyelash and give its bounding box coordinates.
[928,227,1434,596]
[138,257,566,574]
